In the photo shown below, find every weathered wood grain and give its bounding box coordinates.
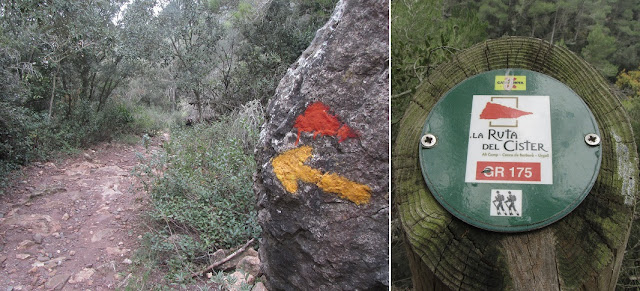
[394,37,638,290]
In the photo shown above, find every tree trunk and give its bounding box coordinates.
[193,89,203,122]
[550,10,558,45]
[394,37,638,290]
[48,65,61,121]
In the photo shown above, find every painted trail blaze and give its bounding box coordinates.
[479,102,532,119]
[294,102,358,145]
[271,146,371,204]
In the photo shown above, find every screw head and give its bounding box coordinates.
[584,133,601,146]
[421,134,437,148]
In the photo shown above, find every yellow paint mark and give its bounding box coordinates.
[272,146,371,205]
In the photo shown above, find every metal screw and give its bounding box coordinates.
[585,133,601,146]
[421,134,437,148]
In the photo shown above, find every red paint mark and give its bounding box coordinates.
[294,102,358,145]
[479,102,532,120]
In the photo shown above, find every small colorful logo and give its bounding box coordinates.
[495,76,526,91]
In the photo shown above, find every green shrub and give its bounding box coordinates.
[135,101,263,277]
[0,98,175,192]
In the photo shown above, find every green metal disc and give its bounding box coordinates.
[419,69,602,232]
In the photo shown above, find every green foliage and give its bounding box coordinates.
[135,102,263,279]
[391,0,487,144]
[617,66,640,99]
[235,0,338,106]
[233,1,254,21]
[582,24,618,78]
[0,99,170,191]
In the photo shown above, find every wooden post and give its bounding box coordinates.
[393,37,638,290]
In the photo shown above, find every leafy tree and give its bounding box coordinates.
[235,0,338,106]
[391,0,486,144]
[157,0,224,122]
[617,66,640,99]
[581,24,618,78]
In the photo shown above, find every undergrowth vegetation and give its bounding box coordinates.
[0,99,170,191]
[133,101,263,282]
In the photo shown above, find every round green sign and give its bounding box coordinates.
[419,69,601,232]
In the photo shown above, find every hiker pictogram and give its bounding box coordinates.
[490,189,522,217]
[506,191,519,216]
[493,191,505,215]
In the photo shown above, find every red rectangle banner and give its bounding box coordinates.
[476,161,541,182]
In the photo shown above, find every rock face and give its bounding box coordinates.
[254,0,389,290]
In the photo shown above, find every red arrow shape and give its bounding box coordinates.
[479,102,532,119]
[294,102,358,145]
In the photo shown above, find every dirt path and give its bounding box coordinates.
[0,140,156,290]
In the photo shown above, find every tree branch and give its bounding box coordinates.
[191,238,256,278]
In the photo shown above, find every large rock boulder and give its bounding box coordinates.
[253,0,389,289]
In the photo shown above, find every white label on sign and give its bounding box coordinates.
[490,189,522,217]
[465,95,552,184]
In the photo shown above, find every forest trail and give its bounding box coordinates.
[0,139,158,290]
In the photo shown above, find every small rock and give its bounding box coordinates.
[69,268,95,284]
[91,228,114,242]
[31,274,40,285]
[122,258,132,265]
[237,256,261,277]
[62,213,70,221]
[33,233,43,244]
[28,266,38,274]
[252,281,268,291]
[246,274,256,285]
[37,256,49,262]
[45,273,70,290]
[69,251,76,256]
[106,247,129,256]
[16,253,31,260]
[0,255,7,264]
[44,257,66,268]
[83,153,92,161]
[221,247,258,270]
[212,249,226,262]
[17,240,35,250]
[118,241,123,246]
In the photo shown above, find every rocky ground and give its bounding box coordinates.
[0,140,152,290]
[0,137,266,290]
